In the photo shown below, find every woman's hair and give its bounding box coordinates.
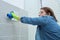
[41,7,57,22]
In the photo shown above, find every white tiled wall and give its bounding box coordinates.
[1,0,60,40]
[0,0,28,40]
[3,0,24,9]
[24,0,41,40]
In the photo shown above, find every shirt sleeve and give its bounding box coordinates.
[20,16,49,25]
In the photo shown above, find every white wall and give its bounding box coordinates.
[24,0,41,40]
[3,0,41,40]
[2,0,60,40]
[0,0,28,40]
[3,0,24,9]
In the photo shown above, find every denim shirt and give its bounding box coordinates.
[20,15,60,40]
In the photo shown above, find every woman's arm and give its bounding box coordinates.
[20,16,48,25]
[11,13,49,25]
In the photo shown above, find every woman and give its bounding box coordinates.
[11,7,60,40]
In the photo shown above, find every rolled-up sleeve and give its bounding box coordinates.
[20,16,48,25]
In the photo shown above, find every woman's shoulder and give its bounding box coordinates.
[39,15,53,19]
[43,15,53,17]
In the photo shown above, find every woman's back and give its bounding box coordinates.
[35,16,60,40]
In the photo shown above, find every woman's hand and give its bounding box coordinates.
[11,12,20,21]
[7,11,20,21]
